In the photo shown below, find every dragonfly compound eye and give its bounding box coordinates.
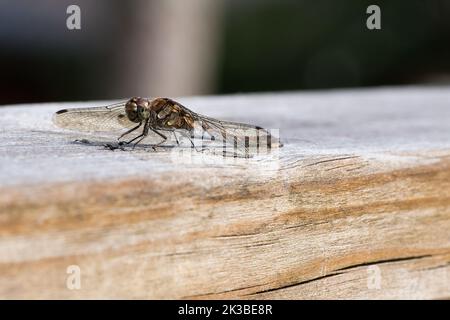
[125,100,139,122]
[137,106,150,120]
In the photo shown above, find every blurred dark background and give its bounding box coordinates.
[1,0,450,105]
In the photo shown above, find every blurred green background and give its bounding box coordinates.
[1,0,449,104]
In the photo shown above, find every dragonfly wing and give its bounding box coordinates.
[53,103,137,132]
[192,114,280,152]
[166,99,281,156]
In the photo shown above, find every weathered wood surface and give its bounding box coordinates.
[0,87,449,299]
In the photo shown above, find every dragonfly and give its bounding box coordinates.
[53,97,281,157]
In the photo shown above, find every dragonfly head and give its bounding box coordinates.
[125,97,151,123]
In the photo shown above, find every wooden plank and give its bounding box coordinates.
[0,87,450,299]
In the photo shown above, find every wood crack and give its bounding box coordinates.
[183,283,264,299]
[420,261,450,272]
[247,272,344,296]
[335,254,433,271]
[245,254,435,297]
[303,156,360,168]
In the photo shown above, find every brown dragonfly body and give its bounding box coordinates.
[128,97,196,131]
[54,97,281,156]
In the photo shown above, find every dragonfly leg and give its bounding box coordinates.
[121,126,168,150]
[150,128,168,147]
[132,135,148,149]
[186,135,203,152]
[118,122,142,141]
[132,127,168,150]
[172,131,180,146]
[123,133,144,145]
[186,136,195,148]
[120,121,148,146]
[132,122,150,149]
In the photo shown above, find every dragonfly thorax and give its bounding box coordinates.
[125,97,151,123]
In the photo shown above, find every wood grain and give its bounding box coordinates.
[0,87,449,299]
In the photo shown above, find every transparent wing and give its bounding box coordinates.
[164,100,281,157]
[198,116,276,150]
[53,102,136,132]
